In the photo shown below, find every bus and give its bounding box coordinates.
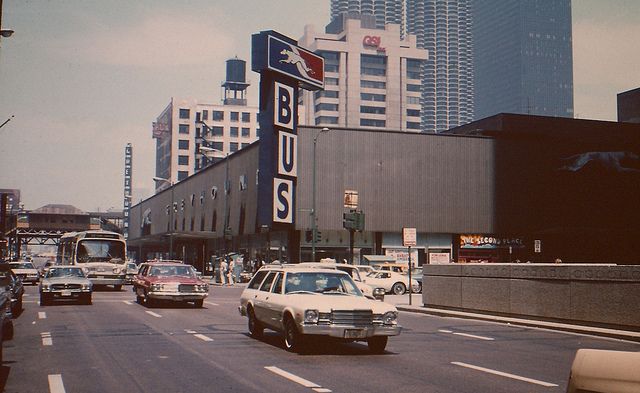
[57,230,127,290]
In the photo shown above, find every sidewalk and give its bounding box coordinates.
[385,294,640,343]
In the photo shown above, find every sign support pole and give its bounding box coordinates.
[408,245,412,305]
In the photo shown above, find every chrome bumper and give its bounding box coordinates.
[148,291,208,301]
[298,323,402,339]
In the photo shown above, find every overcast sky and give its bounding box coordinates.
[1,0,639,212]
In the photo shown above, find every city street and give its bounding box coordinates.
[2,285,639,393]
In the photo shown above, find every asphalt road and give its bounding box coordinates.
[2,285,639,393]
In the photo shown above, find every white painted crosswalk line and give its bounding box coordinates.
[48,374,66,393]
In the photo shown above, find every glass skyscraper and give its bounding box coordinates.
[472,0,574,120]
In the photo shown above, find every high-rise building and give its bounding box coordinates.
[330,0,474,133]
[618,87,640,123]
[473,0,574,119]
[299,14,427,131]
[152,59,259,191]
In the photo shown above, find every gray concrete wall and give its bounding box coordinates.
[422,264,640,329]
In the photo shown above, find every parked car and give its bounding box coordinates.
[0,287,13,362]
[402,267,423,293]
[362,270,420,295]
[297,262,385,300]
[132,261,209,307]
[0,263,24,316]
[355,265,379,276]
[239,264,401,353]
[8,260,40,285]
[125,261,139,284]
[40,266,93,306]
[371,262,410,273]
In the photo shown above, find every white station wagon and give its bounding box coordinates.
[239,264,401,353]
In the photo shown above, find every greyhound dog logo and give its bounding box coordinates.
[280,48,315,76]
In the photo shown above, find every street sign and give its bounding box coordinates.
[402,228,417,247]
[534,239,542,253]
[344,190,359,209]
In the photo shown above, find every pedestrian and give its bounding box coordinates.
[227,257,235,286]
[220,258,228,285]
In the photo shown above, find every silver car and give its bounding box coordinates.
[239,264,401,353]
[40,266,93,306]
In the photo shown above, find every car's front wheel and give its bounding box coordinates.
[193,299,204,308]
[367,336,388,354]
[247,307,263,338]
[284,316,304,353]
[392,282,406,295]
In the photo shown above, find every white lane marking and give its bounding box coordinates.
[265,366,331,392]
[205,301,219,306]
[39,312,47,319]
[41,332,53,346]
[438,329,494,341]
[194,334,214,342]
[451,362,558,387]
[48,374,66,393]
[452,332,495,341]
[145,311,162,318]
[185,330,197,334]
[123,300,133,305]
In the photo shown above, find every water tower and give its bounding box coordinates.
[222,57,250,106]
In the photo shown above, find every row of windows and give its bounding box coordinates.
[316,103,339,112]
[361,93,385,102]
[316,116,338,125]
[315,90,339,100]
[361,80,386,89]
[198,126,252,138]
[361,106,386,115]
[180,108,252,122]
[360,118,386,127]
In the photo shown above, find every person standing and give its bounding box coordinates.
[220,258,228,285]
[227,257,235,286]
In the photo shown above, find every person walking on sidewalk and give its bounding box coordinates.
[227,258,235,286]
[220,259,228,285]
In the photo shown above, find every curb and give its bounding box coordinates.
[395,305,640,343]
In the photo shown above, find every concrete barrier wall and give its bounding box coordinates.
[422,264,640,329]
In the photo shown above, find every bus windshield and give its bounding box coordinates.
[76,240,125,264]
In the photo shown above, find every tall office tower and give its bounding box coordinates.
[330,0,403,29]
[330,0,474,133]
[405,0,474,132]
[473,0,574,120]
[299,14,427,131]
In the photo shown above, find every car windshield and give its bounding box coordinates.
[127,263,137,270]
[76,240,126,264]
[148,265,195,278]
[9,262,35,269]
[46,267,86,278]
[284,272,362,296]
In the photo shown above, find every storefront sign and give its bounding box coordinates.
[460,234,524,249]
[429,252,450,264]
[403,227,417,247]
[385,247,419,267]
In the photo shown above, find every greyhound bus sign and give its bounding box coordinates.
[252,30,324,228]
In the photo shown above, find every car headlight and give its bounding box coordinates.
[373,287,385,296]
[41,284,50,291]
[304,309,319,324]
[382,311,398,325]
[82,284,91,291]
[151,283,163,291]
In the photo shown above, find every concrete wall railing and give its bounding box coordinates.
[422,264,640,330]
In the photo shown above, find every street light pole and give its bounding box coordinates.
[312,127,330,262]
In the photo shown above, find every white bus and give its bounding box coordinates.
[57,230,127,290]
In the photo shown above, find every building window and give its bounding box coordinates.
[202,110,208,120]
[407,121,421,130]
[242,112,251,122]
[360,119,386,127]
[178,155,189,165]
[407,84,421,92]
[315,103,339,112]
[406,58,422,80]
[325,77,339,86]
[212,126,223,136]
[179,108,190,119]
[212,111,224,121]
[230,112,239,121]
[230,127,239,137]
[179,124,189,134]
[178,140,189,149]
[407,109,421,117]
[230,142,239,152]
[361,80,386,89]
[361,93,386,102]
[319,50,340,73]
[316,116,339,125]
[315,90,339,99]
[178,171,189,181]
[360,106,386,114]
[361,54,387,76]
[212,141,223,151]
[407,96,421,105]
[241,127,250,137]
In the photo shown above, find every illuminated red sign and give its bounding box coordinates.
[363,36,386,53]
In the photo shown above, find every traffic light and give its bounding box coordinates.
[355,211,365,231]
[315,231,322,243]
[305,230,313,243]
[343,211,356,230]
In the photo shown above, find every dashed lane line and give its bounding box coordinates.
[122,300,133,305]
[41,332,53,346]
[48,374,66,393]
[265,366,332,393]
[145,311,162,318]
[451,362,558,387]
[38,312,47,319]
[438,329,494,341]
[205,301,219,306]
[184,329,214,342]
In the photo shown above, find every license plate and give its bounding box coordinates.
[61,291,72,297]
[344,329,366,339]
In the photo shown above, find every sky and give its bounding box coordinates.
[0,0,639,212]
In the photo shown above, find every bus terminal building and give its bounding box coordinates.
[127,114,640,269]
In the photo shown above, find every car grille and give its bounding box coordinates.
[331,310,373,326]
[51,283,82,290]
[179,284,196,292]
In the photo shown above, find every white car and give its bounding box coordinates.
[8,261,40,285]
[362,270,420,295]
[238,264,401,353]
